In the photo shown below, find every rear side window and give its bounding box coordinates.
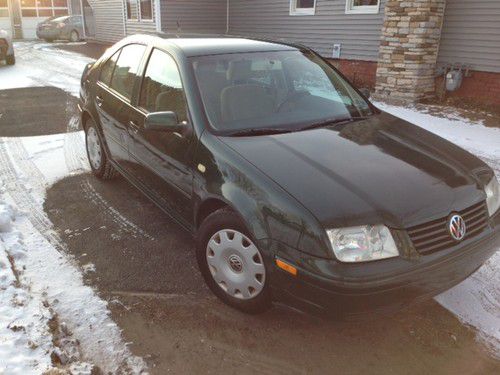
[99,50,120,86]
[139,49,187,122]
[110,44,147,100]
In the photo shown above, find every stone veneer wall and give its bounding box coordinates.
[375,0,446,102]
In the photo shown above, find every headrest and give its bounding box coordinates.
[226,60,253,83]
[194,61,217,75]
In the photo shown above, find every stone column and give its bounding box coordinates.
[374,0,446,103]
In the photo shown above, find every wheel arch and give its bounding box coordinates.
[81,109,113,159]
[195,197,230,230]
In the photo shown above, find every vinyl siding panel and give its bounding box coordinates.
[228,0,386,61]
[438,0,500,73]
[160,0,227,34]
[87,0,125,43]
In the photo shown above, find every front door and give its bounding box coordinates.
[127,48,195,227]
[95,44,146,169]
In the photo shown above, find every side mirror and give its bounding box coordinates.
[359,88,371,99]
[144,111,184,132]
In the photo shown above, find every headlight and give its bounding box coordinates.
[485,175,500,216]
[326,225,399,263]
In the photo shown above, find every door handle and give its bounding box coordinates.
[95,96,103,107]
[129,121,140,134]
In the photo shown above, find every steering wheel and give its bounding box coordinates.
[277,90,310,112]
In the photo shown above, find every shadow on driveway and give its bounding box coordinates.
[0,87,79,137]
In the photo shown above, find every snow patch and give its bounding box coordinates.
[0,41,94,97]
[0,203,54,374]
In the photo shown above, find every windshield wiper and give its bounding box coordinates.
[299,116,368,132]
[228,127,294,137]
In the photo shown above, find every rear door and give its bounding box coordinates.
[127,48,195,227]
[95,44,147,169]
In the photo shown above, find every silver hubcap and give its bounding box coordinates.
[71,31,78,42]
[86,127,102,170]
[206,229,266,300]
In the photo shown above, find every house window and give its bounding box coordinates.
[0,0,8,18]
[140,0,153,21]
[346,0,380,14]
[126,0,138,20]
[290,0,316,16]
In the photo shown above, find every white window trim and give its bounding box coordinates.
[345,0,380,15]
[290,0,316,16]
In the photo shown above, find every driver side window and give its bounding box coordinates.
[139,49,188,122]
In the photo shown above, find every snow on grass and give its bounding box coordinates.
[0,199,54,374]
[0,135,148,373]
[375,101,500,357]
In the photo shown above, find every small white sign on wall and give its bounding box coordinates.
[332,43,341,59]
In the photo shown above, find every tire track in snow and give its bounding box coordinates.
[0,139,61,245]
[0,138,148,374]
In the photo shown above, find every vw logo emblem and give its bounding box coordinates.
[448,214,466,241]
[228,255,243,273]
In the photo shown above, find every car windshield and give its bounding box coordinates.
[191,50,373,135]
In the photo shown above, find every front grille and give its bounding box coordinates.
[407,201,488,254]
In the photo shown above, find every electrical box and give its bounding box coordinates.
[446,70,463,92]
[332,44,341,59]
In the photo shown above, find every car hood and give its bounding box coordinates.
[219,112,488,229]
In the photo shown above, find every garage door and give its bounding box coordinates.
[0,0,12,36]
[20,0,69,39]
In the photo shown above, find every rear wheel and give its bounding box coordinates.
[5,54,15,65]
[69,30,79,42]
[84,118,118,180]
[196,208,271,314]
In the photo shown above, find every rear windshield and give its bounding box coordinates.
[51,16,69,23]
[191,50,372,134]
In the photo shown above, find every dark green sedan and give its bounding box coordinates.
[79,34,500,315]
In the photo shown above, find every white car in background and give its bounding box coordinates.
[0,29,14,65]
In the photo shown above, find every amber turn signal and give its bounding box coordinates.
[275,259,297,276]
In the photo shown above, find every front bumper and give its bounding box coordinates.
[266,211,500,317]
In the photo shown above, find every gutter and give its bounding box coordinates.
[226,0,230,34]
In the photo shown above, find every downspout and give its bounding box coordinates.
[226,0,229,34]
[155,0,162,32]
[79,0,86,39]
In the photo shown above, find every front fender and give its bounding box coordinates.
[195,132,331,259]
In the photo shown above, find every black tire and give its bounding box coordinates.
[69,30,79,42]
[196,208,272,314]
[84,118,119,180]
[5,54,15,65]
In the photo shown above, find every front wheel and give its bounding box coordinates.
[84,118,118,180]
[69,30,79,42]
[5,54,15,65]
[196,208,271,314]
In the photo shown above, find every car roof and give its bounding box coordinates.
[126,33,301,57]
